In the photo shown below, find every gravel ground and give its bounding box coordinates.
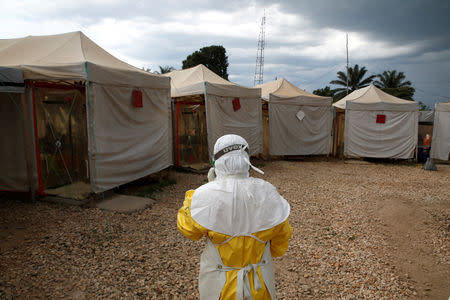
[0,160,449,299]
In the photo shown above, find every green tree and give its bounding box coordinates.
[418,101,430,111]
[182,45,229,79]
[373,70,415,100]
[313,86,334,97]
[330,64,376,100]
[155,65,175,74]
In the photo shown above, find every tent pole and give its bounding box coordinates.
[30,81,45,196]
[20,92,35,200]
[176,101,180,167]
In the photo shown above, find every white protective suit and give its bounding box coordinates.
[177,134,292,300]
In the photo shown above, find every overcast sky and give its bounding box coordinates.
[2,0,450,107]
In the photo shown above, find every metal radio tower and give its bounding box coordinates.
[254,12,266,86]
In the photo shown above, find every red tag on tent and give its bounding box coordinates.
[232,98,241,111]
[376,114,386,123]
[133,90,143,108]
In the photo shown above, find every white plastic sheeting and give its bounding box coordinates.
[335,85,419,159]
[431,102,450,161]
[257,78,333,156]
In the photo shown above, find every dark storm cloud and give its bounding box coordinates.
[2,0,450,106]
[262,0,450,46]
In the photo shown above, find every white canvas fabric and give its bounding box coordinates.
[419,110,434,123]
[256,78,332,155]
[205,94,262,157]
[344,110,418,158]
[166,65,262,157]
[166,64,260,98]
[334,85,419,159]
[333,85,418,111]
[269,104,332,155]
[191,135,290,236]
[0,92,37,191]
[0,93,29,190]
[0,32,172,193]
[0,32,168,88]
[431,102,450,161]
[88,84,172,192]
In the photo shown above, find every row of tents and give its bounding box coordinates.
[1,31,449,197]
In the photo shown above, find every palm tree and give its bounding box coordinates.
[373,70,415,100]
[313,86,334,97]
[330,64,376,100]
[154,65,175,74]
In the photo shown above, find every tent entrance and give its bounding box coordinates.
[262,101,269,159]
[33,82,89,191]
[332,109,345,158]
[174,96,209,169]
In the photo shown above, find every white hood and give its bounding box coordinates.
[190,134,290,236]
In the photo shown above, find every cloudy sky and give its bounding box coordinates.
[2,0,450,107]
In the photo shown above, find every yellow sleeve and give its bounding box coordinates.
[177,190,208,241]
[269,219,293,257]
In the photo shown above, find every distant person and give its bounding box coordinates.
[423,133,432,159]
[177,134,293,299]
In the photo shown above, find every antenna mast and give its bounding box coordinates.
[254,12,266,86]
[346,33,349,95]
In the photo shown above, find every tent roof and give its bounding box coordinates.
[435,102,450,112]
[0,31,169,88]
[255,78,331,106]
[333,85,418,111]
[165,64,260,98]
[256,78,328,100]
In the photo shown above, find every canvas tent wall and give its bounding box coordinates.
[256,78,333,156]
[431,102,450,161]
[333,85,419,159]
[165,64,262,167]
[0,67,37,193]
[0,31,172,195]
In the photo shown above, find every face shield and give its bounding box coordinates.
[212,134,263,180]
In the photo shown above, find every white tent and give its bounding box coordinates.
[0,31,172,194]
[419,110,434,123]
[431,102,450,161]
[256,78,332,155]
[333,85,419,159]
[165,64,262,158]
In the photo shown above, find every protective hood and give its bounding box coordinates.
[191,134,290,236]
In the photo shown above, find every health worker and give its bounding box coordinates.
[177,134,293,300]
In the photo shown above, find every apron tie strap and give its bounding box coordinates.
[236,263,263,300]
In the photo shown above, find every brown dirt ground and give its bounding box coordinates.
[0,159,449,299]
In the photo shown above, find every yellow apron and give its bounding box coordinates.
[199,236,276,300]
